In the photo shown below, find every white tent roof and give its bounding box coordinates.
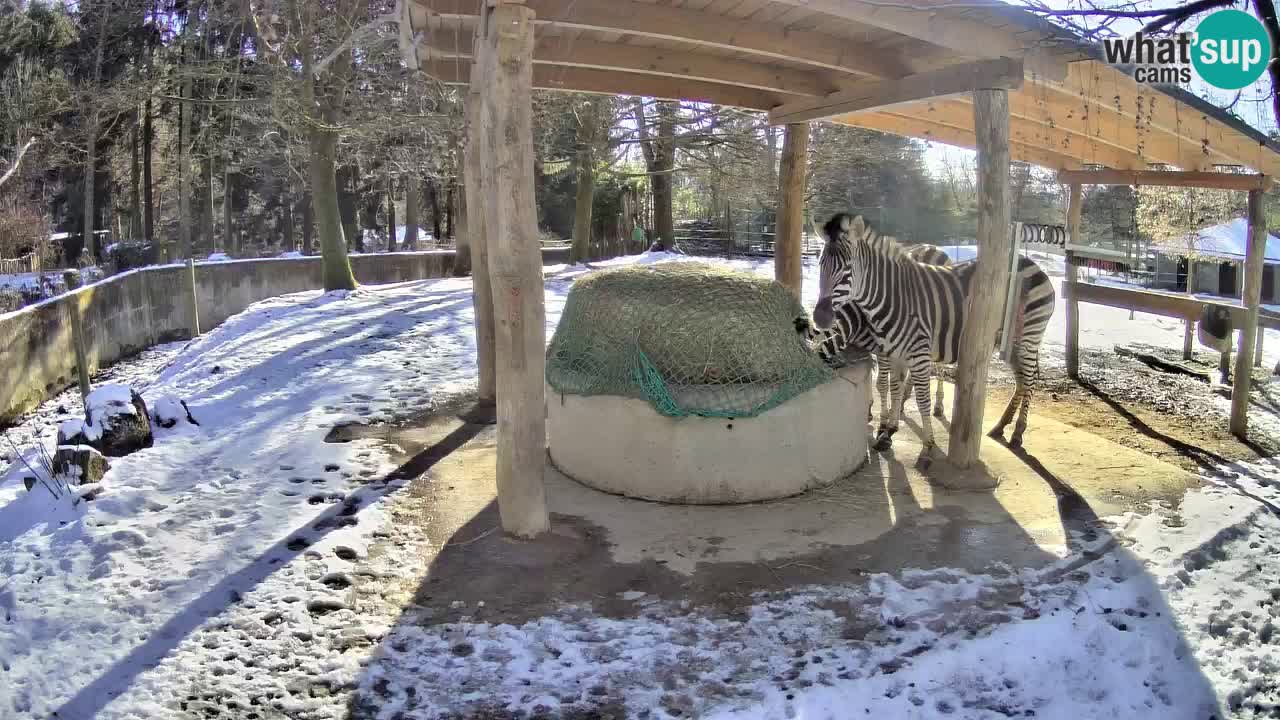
[1160,218,1280,265]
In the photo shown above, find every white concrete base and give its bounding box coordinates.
[546,360,872,504]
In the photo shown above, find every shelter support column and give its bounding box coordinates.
[775,122,808,298]
[1231,189,1267,438]
[479,0,550,538]
[465,13,496,403]
[1064,183,1082,380]
[1183,258,1196,361]
[947,89,1011,476]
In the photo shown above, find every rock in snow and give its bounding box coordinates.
[51,445,110,485]
[84,384,153,457]
[151,395,199,428]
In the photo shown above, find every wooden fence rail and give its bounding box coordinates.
[0,254,39,275]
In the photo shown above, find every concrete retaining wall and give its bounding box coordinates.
[1,248,574,425]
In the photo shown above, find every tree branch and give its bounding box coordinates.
[0,137,36,190]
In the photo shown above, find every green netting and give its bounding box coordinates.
[545,262,833,418]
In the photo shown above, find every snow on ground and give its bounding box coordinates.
[2,251,1280,718]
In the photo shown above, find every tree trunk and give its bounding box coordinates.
[341,165,361,252]
[129,118,141,240]
[386,172,396,252]
[143,100,154,246]
[404,172,420,251]
[177,77,193,259]
[310,130,357,290]
[301,191,314,254]
[202,157,215,252]
[445,182,455,239]
[81,5,110,264]
[282,186,295,251]
[570,99,599,263]
[223,170,235,254]
[427,179,442,240]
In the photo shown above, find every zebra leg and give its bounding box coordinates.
[875,355,897,447]
[907,351,938,468]
[875,358,911,451]
[931,363,946,418]
[989,352,1023,441]
[1009,346,1041,447]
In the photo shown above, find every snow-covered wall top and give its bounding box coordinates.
[0,248,571,425]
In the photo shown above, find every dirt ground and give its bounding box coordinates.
[970,345,1280,474]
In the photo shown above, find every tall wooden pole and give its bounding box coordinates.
[1064,183,1083,379]
[63,270,92,402]
[1231,189,1267,438]
[479,0,549,538]
[775,122,808,299]
[464,13,496,404]
[947,89,1011,474]
[1183,258,1196,360]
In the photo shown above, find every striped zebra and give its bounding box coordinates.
[811,213,1056,466]
[797,245,951,432]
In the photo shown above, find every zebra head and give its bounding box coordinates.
[813,212,864,330]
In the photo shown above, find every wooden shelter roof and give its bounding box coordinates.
[406,0,1280,176]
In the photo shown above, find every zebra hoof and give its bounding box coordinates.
[932,407,946,419]
[914,453,933,470]
[873,433,895,451]
[987,426,1006,440]
[1008,433,1025,449]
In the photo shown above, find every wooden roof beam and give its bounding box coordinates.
[1037,62,1280,174]
[423,60,785,110]
[769,58,1023,125]
[1057,169,1273,191]
[764,0,1069,81]
[835,112,1084,170]
[902,98,1153,170]
[412,0,915,79]
[423,31,833,97]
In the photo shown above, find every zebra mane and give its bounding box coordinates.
[822,213,916,266]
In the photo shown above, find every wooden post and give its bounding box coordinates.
[1257,327,1266,367]
[775,121,807,299]
[947,89,1011,474]
[1183,258,1196,360]
[185,258,200,337]
[464,16,496,403]
[479,1,550,538]
[63,270,92,401]
[1231,189,1267,438]
[1064,183,1083,380]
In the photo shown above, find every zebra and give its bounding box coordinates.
[811,213,1056,466]
[797,244,952,433]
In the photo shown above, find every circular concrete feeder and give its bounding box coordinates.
[546,359,872,504]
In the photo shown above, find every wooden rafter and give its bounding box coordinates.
[424,30,833,97]
[881,99,1146,170]
[1056,169,1273,191]
[763,0,1069,80]
[424,60,786,110]
[836,111,1084,170]
[769,58,1023,125]
[413,0,914,78]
